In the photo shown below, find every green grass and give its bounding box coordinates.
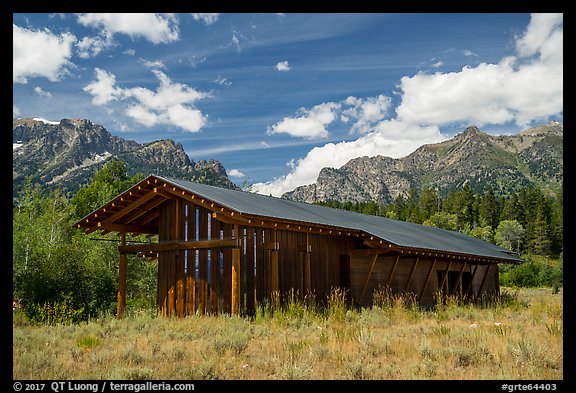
[13,287,562,380]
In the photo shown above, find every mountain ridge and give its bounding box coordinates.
[12,117,237,197]
[282,122,563,204]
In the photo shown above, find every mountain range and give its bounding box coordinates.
[12,117,237,198]
[283,122,563,204]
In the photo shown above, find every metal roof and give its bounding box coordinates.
[157,175,522,263]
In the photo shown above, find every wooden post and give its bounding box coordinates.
[270,229,279,294]
[419,259,437,300]
[185,204,196,316]
[246,227,255,313]
[175,200,185,318]
[359,254,378,304]
[210,217,221,315]
[303,233,311,297]
[231,224,241,315]
[117,233,127,320]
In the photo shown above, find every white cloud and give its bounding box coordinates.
[140,58,167,69]
[395,13,562,128]
[76,13,179,44]
[191,13,220,25]
[123,48,136,56]
[83,68,123,105]
[33,86,52,97]
[463,49,478,57]
[252,120,446,196]
[431,60,443,68]
[13,24,76,84]
[228,169,246,178]
[515,13,563,58]
[341,95,391,134]
[275,61,291,71]
[13,105,20,117]
[267,102,340,139]
[76,34,114,58]
[84,68,208,132]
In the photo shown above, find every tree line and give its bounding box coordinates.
[317,183,563,257]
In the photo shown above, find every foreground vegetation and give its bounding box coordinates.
[13,287,562,380]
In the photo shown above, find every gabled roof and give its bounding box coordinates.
[73,174,523,264]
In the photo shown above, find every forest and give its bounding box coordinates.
[12,161,563,324]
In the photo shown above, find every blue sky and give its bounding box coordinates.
[13,13,563,195]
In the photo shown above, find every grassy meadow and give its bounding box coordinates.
[13,287,563,380]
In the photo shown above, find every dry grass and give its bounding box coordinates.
[13,287,562,380]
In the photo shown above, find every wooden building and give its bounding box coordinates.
[73,175,522,319]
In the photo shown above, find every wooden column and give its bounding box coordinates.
[270,229,279,294]
[246,227,255,313]
[231,224,241,315]
[210,217,221,315]
[439,260,453,293]
[222,223,232,314]
[185,203,196,316]
[117,233,127,320]
[175,199,185,318]
[255,229,265,303]
[198,207,208,314]
[303,233,311,297]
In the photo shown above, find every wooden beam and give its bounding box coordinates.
[119,238,239,253]
[359,254,379,304]
[350,248,391,256]
[465,264,480,297]
[477,264,492,296]
[117,233,127,320]
[385,255,401,287]
[419,258,437,300]
[97,222,158,235]
[452,262,467,295]
[104,191,159,224]
[404,257,420,292]
[439,260,453,293]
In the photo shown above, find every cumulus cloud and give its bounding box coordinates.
[83,68,123,105]
[252,121,446,196]
[267,102,340,139]
[76,34,114,58]
[341,95,392,134]
[191,13,220,25]
[253,13,563,197]
[84,68,208,132]
[275,61,291,71]
[395,13,562,128]
[33,86,52,97]
[76,13,180,44]
[228,169,246,178]
[13,24,76,84]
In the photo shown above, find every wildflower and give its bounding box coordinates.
[494,322,502,326]
[470,323,478,329]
